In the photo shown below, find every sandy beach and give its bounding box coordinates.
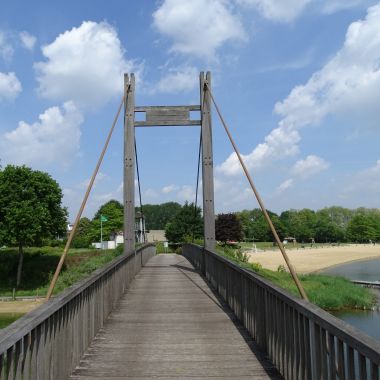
[247,244,380,273]
[0,300,43,314]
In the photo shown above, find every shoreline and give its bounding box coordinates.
[310,255,380,274]
[246,244,380,273]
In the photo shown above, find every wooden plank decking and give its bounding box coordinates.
[70,254,282,379]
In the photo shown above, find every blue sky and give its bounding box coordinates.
[1,0,380,221]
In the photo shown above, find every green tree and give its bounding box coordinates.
[215,213,243,243]
[315,209,345,242]
[90,200,123,242]
[71,217,92,248]
[165,202,203,243]
[280,209,316,242]
[0,165,67,287]
[138,202,182,230]
[238,209,284,242]
[347,214,378,242]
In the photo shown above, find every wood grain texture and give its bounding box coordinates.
[124,74,135,254]
[71,254,282,379]
[200,72,215,251]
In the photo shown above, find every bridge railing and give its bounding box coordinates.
[0,244,155,380]
[183,244,380,380]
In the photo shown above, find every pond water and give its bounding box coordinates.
[0,312,24,329]
[322,258,380,282]
[331,309,380,341]
[322,258,380,342]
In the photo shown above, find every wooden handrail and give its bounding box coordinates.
[0,244,155,379]
[183,244,380,379]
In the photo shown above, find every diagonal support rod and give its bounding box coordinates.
[46,93,126,300]
[206,83,309,301]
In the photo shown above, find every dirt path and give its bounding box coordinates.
[0,300,43,314]
[247,244,380,273]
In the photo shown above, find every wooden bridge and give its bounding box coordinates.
[1,245,380,379]
[71,253,281,379]
[1,72,380,379]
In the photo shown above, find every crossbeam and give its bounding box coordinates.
[134,105,201,127]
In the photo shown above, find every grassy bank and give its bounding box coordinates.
[0,245,123,297]
[217,246,375,311]
[0,313,24,329]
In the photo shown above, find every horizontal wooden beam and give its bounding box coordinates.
[134,105,201,127]
[135,105,200,112]
[135,120,201,127]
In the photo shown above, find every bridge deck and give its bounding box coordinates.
[71,254,282,379]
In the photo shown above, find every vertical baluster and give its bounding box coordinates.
[6,346,14,380]
[358,354,367,380]
[337,339,345,380]
[347,346,355,380]
[370,362,379,380]
[298,314,306,380]
[319,328,328,379]
[268,294,274,362]
[36,323,45,380]
[294,310,301,380]
[304,318,312,380]
[310,322,321,380]
[41,321,48,380]
[280,302,286,375]
[14,339,22,380]
[0,353,4,380]
[284,304,290,379]
[328,333,336,380]
[274,297,280,372]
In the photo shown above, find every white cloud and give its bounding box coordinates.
[0,32,14,61]
[291,155,329,178]
[0,101,83,167]
[217,126,300,176]
[19,31,36,50]
[275,3,380,130]
[153,0,246,59]
[35,21,139,108]
[238,0,311,22]
[152,66,198,94]
[219,4,380,178]
[162,184,179,193]
[214,175,253,211]
[277,179,294,192]
[0,72,22,101]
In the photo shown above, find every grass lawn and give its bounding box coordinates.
[0,313,24,329]
[216,245,375,311]
[0,246,123,297]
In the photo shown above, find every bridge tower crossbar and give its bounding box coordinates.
[123,72,215,254]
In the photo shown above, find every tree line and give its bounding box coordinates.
[236,206,380,243]
[72,200,188,247]
[1,164,379,287]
